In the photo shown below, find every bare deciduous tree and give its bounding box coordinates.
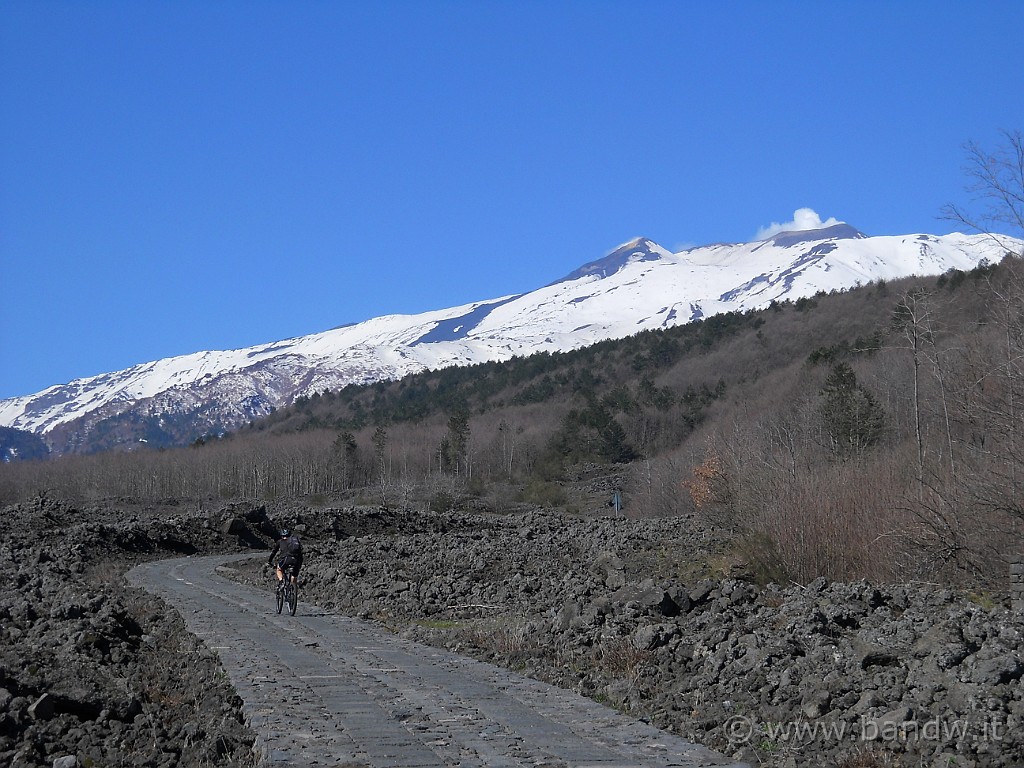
[891,289,936,492]
[942,128,1024,252]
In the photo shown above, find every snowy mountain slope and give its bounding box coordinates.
[1,225,1019,453]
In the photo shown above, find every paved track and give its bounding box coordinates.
[128,554,747,768]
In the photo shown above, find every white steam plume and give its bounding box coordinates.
[754,208,842,241]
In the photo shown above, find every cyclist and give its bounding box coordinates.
[268,527,303,586]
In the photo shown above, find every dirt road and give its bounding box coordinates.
[129,554,747,767]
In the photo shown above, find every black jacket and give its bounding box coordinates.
[268,534,302,565]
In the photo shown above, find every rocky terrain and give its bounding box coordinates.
[228,505,1024,768]
[0,496,262,768]
[2,495,1022,768]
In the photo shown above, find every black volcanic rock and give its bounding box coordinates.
[769,223,867,247]
[0,497,261,767]
[556,237,666,282]
[223,505,1024,768]
[4,494,1023,767]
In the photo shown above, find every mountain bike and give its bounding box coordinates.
[275,565,298,616]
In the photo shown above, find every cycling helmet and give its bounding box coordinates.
[280,528,290,538]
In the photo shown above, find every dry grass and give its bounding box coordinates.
[463,617,539,656]
[591,637,653,686]
[834,746,898,767]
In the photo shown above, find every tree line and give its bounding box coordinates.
[3,252,1023,590]
[8,131,1024,590]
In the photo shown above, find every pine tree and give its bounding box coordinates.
[818,362,886,458]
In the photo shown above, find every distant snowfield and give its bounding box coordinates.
[1,227,1019,441]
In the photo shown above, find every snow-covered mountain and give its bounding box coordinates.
[2,224,1019,454]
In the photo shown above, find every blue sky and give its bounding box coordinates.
[2,1,1022,401]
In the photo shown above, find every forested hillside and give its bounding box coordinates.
[0,426,50,463]
[4,253,1024,589]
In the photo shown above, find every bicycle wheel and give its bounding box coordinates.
[275,580,284,614]
[287,579,297,616]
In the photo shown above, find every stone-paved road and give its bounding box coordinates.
[129,554,748,768]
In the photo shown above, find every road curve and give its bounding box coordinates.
[128,554,748,768]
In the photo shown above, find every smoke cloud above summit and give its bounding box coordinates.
[754,208,843,241]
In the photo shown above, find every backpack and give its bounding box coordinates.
[282,534,303,557]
